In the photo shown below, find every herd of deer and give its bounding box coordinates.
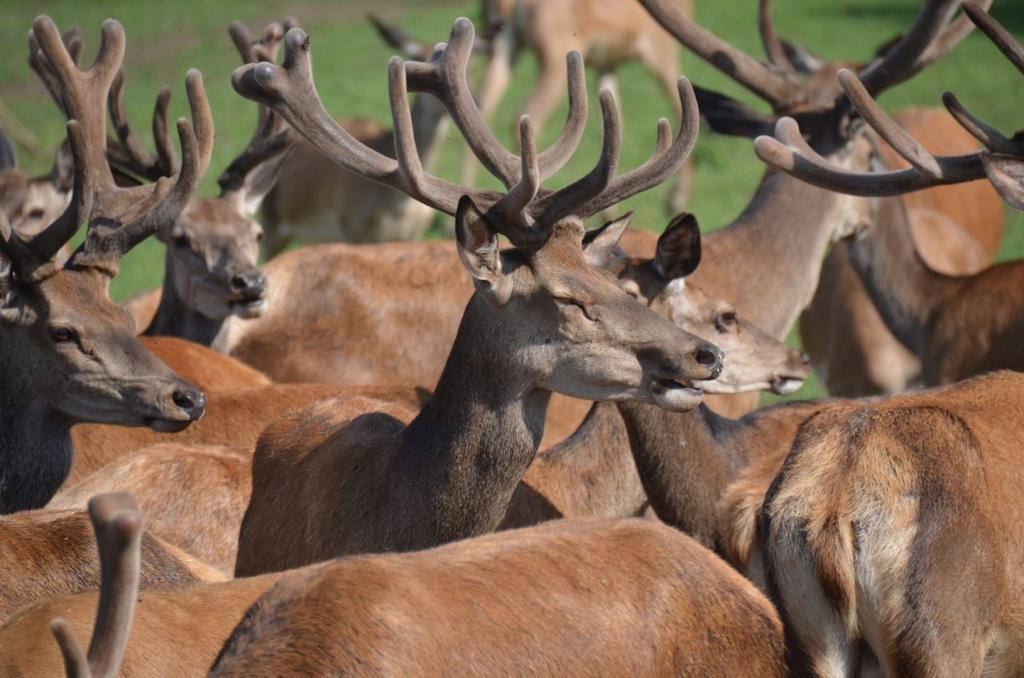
[0,0,1022,675]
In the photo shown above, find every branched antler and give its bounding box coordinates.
[232,18,698,249]
[50,493,143,678]
[217,19,296,197]
[753,2,1024,204]
[30,16,213,274]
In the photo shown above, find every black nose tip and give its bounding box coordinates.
[695,347,718,367]
[172,389,206,420]
[231,271,267,300]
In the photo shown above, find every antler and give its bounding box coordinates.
[638,0,803,110]
[641,0,988,114]
[753,69,989,196]
[50,493,142,678]
[217,19,296,197]
[31,16,213,273]
[107,70,177,181]
[233,19,698,248]
[0,120,93,279]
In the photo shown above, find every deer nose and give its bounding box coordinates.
[230,271,268,301]
[694,343,724,379]
[171,388,206,421]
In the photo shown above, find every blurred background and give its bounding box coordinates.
[1,0,1021,401]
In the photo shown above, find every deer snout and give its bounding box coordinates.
[172,387,206,421]
[230,270,268,302]
[691,341,724,381]
[147,383,206,433]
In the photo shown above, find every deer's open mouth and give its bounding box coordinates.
[230,297,269,318]
[770,374,805,396]
[649,375,703,412]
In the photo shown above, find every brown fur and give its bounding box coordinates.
[0,520,782,677]
[49,445,251,572]
[233,222,721,576]
[800,108,1005,396]
[763,371,1024,677]
[138,335,270,392]
[0,508,224,625]
[213,519,784,677]
[68,385,421,485]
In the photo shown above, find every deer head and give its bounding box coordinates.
[604,213,809,396]
[101,20,295,323]
[234,18,723,410]
[9,17,209,432]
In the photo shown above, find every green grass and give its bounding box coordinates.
[2,0,1022,402]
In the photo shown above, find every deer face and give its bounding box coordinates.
[613,214,809,396]
[162,196,267,320]
[0,264,205,431]
[0,172,70,241]
[455,199,723,412]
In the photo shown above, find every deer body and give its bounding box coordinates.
[68,385,421,485]
[800,108,1004,396]
[763,370,1024,677]
[0,520,784,677]
[0,508,224,624]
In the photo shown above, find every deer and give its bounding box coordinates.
[638,0,998,412]
[0,501,225,625]
[2,513,784,677]
[0,16,211,514]
[229,17,726,575]
[257,15,450,252]
[753,3,1024,385]
[0,131,72,241]
[757,370,1024,677]
[106,18,293,351]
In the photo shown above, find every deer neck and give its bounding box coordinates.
[393,294,548,546]
[144,251,232,352]
[615,400,743,551]
[700,170,853,338]
[0,349,73,513]
[846,197,960,355]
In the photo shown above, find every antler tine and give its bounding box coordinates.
[942,91,1024,155]
[911,0,994,75]
[108,69,177,180]
[638,0,802,110]
[856,0,962,95]
[233,27,500,217]
[493,116,542,227]
[759,0,798,77]
[575,77,699,218]
[33,16,125,190]
[753,115,986,196]
[533,90,619,226]
[962,1,1024,74]
[27,26,83,118]
[536,51,588,181]
[837,69,942,178]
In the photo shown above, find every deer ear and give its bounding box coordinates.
[0,128,17,172]
[0,252,30,325]
[583,211,632,267]
[655,212,702,280]
[235,152,291,216]
[693,86,775,139]
[455,196,511,307]
[982,152,1024,212]
[367,14,432,62]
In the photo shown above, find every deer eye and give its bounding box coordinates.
[714,312,737,333]
[173,235,191,249]
[554,296,596,322]
[48,326,78,344]
[255,230,264,243]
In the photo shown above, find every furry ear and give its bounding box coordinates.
[693,85,775,139]
[982,152,1024,212]
[455,196,512,307]
[654,212,702,280]
[367,14,433,62]
[0,128,17,172]
[583,211,632,267]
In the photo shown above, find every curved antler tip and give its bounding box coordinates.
[185,68,203,85]
[452,16,475,33]
[32,15,56,32]
[836,67,857,82]
[566,50,583,66]
[88,491,140,520]
[753,135,790,165]
[284,26,309,51]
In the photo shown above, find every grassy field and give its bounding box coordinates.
[2,0,1022,401]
